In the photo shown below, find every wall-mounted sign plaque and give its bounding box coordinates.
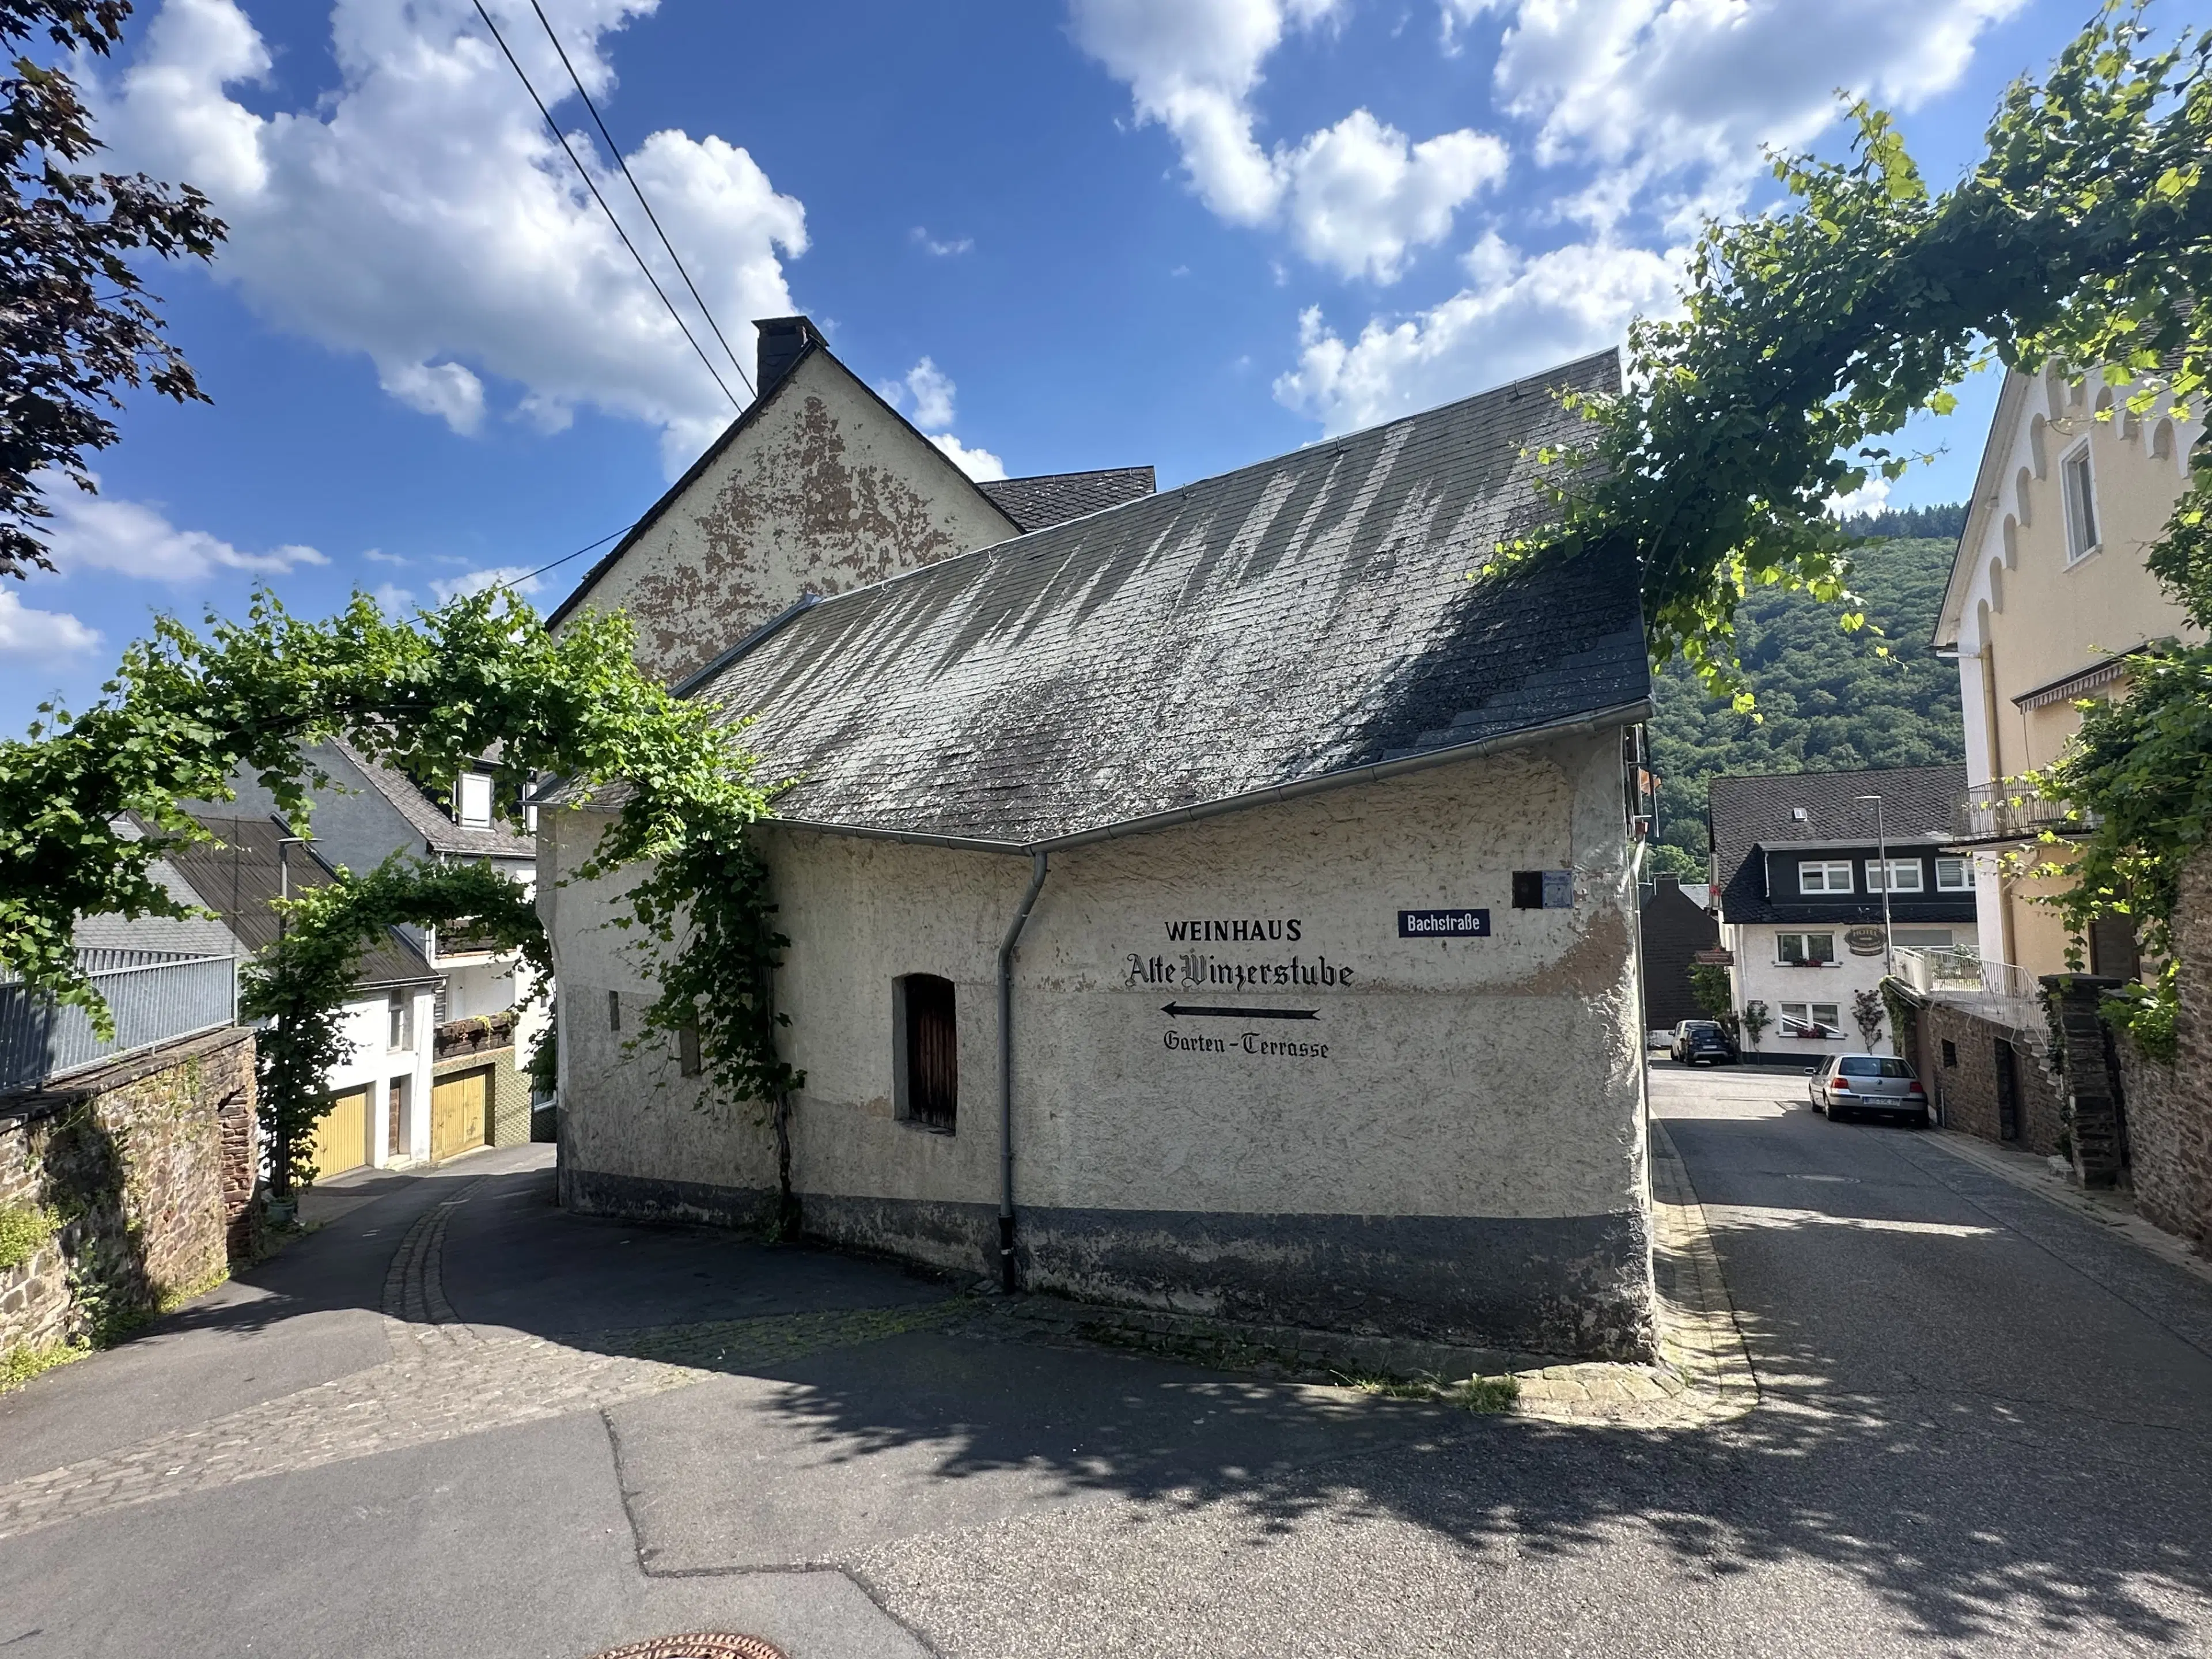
[1399,908,1491,938]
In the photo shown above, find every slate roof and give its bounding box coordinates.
[677,350,1650,847]
[330,739,534,861]
[978,467,1156,532]
[1708,764,1971,927]
[165,816,440,991]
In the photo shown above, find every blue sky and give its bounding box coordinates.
[0,0,2121,719]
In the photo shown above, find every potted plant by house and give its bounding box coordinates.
[1740,1000,1772,1055]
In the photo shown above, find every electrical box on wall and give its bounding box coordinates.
[1512,870,1575,910]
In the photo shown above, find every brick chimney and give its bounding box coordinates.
[753,316,820,398]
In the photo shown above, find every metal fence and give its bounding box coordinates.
[1951,785,2097,844]
[1894,946,2046,1039]
[0,953,238,1094]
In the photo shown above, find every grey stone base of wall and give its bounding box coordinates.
[1021,1205,1654,1361]
[559,1163,1653,1361]
[558,1163,781,1232]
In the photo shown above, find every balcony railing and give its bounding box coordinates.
[0,952,238,1094]
[428,921,515,960]
[1951,785,2097,845]
[1894,946,2046,1038]
[434,1007,520,1060]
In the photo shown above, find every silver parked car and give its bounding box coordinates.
[1809,1054,1929,1127]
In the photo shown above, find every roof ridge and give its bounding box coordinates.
[684,349,1623,682]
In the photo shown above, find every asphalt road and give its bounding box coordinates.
[2,1065,2210,1657]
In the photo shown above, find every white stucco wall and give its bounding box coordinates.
[552,351,1020,686]
[320,986,436,1168]
[543,729,1653,1357]
[1725,922,1893,1058]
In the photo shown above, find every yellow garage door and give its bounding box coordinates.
[311,1086,370,1179]
[431,1066,491,1162]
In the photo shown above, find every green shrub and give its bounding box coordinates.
[0,1203,58,1274]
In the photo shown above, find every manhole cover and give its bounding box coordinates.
[586,1638,787,1659]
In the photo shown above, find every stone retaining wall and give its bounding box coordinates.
[2113,847,2212,1246]
[1914,1001,2065,1156]
[1,1029,257,1361]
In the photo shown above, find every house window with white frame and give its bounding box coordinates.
[456,771,494,829]
[1776,931,1837,965]
[1935,856,1973,892]
[1865,857,1924,893]
[1797,859,1854,893]
[1778,1001,1842,1038]
[2062,442,2100,564]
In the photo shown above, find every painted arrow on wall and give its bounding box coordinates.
[1160,1002,1320,1020]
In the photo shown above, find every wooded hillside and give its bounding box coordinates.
[1647,511,1966,876]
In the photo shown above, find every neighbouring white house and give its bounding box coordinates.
[210,740,544,1168]
[1931,359,2206,983]
[166,815,441,1179]
[541,349,1664,1360]
[546,313,1156,687]
[1709,766,1976,1059]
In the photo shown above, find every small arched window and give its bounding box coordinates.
[895,974,958,1132]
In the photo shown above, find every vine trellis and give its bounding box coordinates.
[0,589,800,1198]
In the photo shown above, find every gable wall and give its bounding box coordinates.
[553,353,1018,685]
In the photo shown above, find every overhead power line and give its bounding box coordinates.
[469,0,743,413]
[525,0,755,399]
[520,521,634,585]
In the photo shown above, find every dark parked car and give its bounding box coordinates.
[1809,1054,1929,1126]
[1671,1020,1734,1066]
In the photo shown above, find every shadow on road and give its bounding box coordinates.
[114,1115,2212,1650]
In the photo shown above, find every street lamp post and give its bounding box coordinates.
[1857,794,1893,977]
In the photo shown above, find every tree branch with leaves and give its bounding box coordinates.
[2,0,225,579]
[0,588,802,1192]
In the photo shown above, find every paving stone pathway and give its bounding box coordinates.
[0,1185,963,1544]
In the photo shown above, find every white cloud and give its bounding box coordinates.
[1828,476,1892,518]
[1274,237,1681,433]
[911,226,974,257]
[35,473,327,581]
[902,358,958,430]
[927,433,1008,483]
[362,549,407,566]
[1071,0,1505,281]
[96,0,808,477]
[430,566,546,603]
[1481,0,2024,184]
[1279,111,1508,282]
[373,582,417,613]
[878,359,1005,478]
[0,590,103,661]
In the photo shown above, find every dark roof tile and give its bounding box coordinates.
[976,467,1156,532]
[685,351,1650,845]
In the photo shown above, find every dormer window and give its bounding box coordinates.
[456,771,494,829]
[1798,859,1854,893]
[2062,443,2099,564]
[1865,857,1925,893]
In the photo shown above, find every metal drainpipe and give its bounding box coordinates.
[997,850,1050,1294]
